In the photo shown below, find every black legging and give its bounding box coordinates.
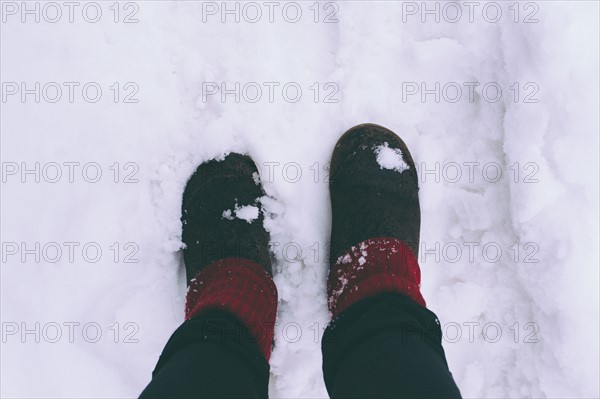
[140,293,461,398]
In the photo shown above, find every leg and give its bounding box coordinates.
[140,311,269,398]
[324,124,461,398]
[140,154,277,398]
[323,293,461,398]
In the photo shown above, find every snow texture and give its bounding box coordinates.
[1,1,598,398]
[374,142,410,173]
[234,204,260,223]
[223,203,260,223]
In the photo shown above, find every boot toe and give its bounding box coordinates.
[329,124,421,262]
[330,123,418,190]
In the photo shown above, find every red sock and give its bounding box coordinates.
[185,258,278,361]
[328,237,426,317]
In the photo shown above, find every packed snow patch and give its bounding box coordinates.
[235,205,259,223]
[374,142,409,173]
[221,209,234,220]
[222,202,260,223]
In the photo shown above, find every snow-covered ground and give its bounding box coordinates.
[1,1,598,397]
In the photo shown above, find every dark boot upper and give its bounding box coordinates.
[181,153,272,282]
[329,123,421,263]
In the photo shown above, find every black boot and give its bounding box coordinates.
[181,153,272,282]
[329,123,421,263]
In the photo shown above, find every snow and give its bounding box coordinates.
[252,171,261,185]
[374,142,410,173]
[234,204,260,223]
[221,209,234,220]
[1,1,599,398]
[222,203,260,223]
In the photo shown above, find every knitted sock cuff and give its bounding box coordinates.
[185,258,278,361]
[328,237,426,317]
